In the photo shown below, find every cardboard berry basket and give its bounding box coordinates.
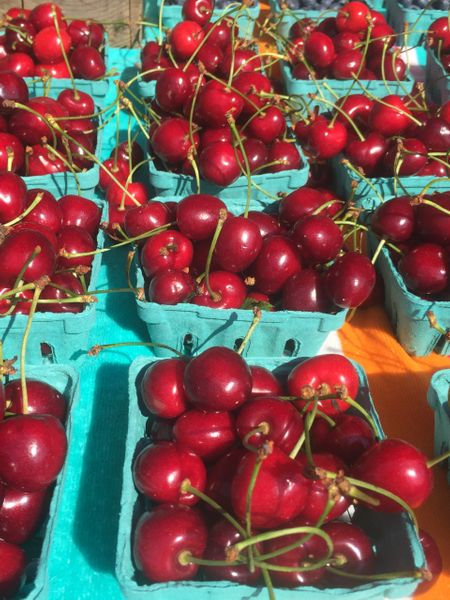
[115,355,425,600]
[134,262,348,359]
[368,234,450,356]
[425,45,450,104]
[0,196,106,365]
[427,369,450,484]
[146,143,310,205]
[12,364,79,599]
[143,0,260,40]
[385,0,447,46]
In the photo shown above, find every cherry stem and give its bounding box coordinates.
[52,8,77,97]
[426,310,449,339]
[204,208,227,301]
[120,98,149,140]
[228,115,253,215]
[236,308,262,356]
[371,237,386,264]
[242,422,270,452]
[308,95,365,141]
[342,395,381,441]
[312,199,345,216]
[4,101,58,148]
[326,565,425,582]
[87,341,184,357]
[340,159,384,204]
[426,448,450,469]
[4,192,43,227]
[178,552,244,568]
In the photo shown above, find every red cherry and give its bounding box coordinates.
[134,505,207,582]
[173,409,237,462]
[369,95,412,137]
[308,119,348,159]
[34,60,70,78]
[32,26,71,64]
[199,126,232,148]
[251,235,302,295]
[146,269,195,305]
[311,413,375,464]
[233,71,272,116]
[198,141,241,186]
[140,230,193,277]
[368,51,406,81]
[333,31,360,53]
[106,181,148,208]
[231,447,309,529]
[195,80,243,128]
[203,18,237,49]
[182,0,213,25]
[57,88,95,117]
[336,1,371,33]
[0,414,67,492]
[22,189,62,233]
[58,195,101,238]
[331,49,363,79]
[152,117,198,165]
[155,68,191,113]
[5,379,66,422]
[4,18,35,55]
[176,194,227,241]
[417,529,443,593]
[345,131,388,176]
[0,487,48,545]
[250,365,284,397]
[29,3,64,31]
[0,73,28,115]
[415,193,450,246]
[336,94,374,128]
[98,157,129,191]
[133,441,206,505]
[371,196,414,242]
[279,186,324,226]
[266,140,302,173]
[304,32,336,69]
[69,46,106,80]
[193,271,247,309]
[0,539,26,598]
[352,438,433,511]
[281,269,332,312]
[0,172,26,223]
[170,20,205,60]
[288,354,359,415]
[398,243,448,295]
[383,138,427,176]
[39,272,85,313]
[140,358,188,419]
[326,252,376,308]
[246,106,286,145]
[0,228,56,286]
[0,53,35,78]
[184,346,252,411]
[292,214,343,265]
[67,19,104,48]
[9,96,68,146]
[245,211,280,238]
[124,201,169,238]
[427,16,450,50]
[57,226,95,270]
[215,216,263,273]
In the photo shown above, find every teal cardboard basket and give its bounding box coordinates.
[143,0,260,40]
[385,0,448,46]
[14,364,80,599]
[331,156,450,212]
[427,369,450,484]
[369,235,450,356]
[425,45,450,104]
[147,143,309,204]
[115,355,425,600]
[134,257,348,358]
[0,197,106,365]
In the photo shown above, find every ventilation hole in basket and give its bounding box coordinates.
[40,343,55,363]
[283,339,297,357]
[183,334,194,355]
[233,338,244,352]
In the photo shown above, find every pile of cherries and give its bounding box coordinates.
[370,191,450,299]
[131,347,441,589]
[427,15,450,73]
[282,1,406,82]
[293,91,450,178]
[0,172,102,315]
[0,2,106,80]
[140,0,302,186]
[0,72,99,177]
[127,185,376,311]
[0,376,69,598]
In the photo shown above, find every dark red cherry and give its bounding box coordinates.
[0,172,26,223]
[0,133,22,173]
[371,196,414,242]
[325,252,376,308]
[0,539,26,598]
[251,235,302,295]
[266,140,302,173]
[279,186,323,226]
[152,117,198,165]
[233,71,272,116]
[282,269,332,312]
[67,19,104,48]
[332,50,363,79]
[193,271,247,309]
[170,20,204,60]
[292,214,343,265]
[5,379,66,422]
[215,216,263,273]
[176,194,227,241]
[140,230,193,278]
[311,413,375,464]
[417,529,443,593]
[246,106,286,145]
[383,138,427,176]
[415,193,450,246]
[194,80,243,128]
[0,487,49,545]
[23,189,62,233]
[242,138,269,172]
[69,46,106,80]
[57,226,95,270]
[344,132,388,176]
[198,141,241,186]
[141,358,188,419]
[203,18,237,49]
[155,68,190,113]
[398,243,448,295]
[8,96,68,146]
[58,195,101,238]
[124,201,169,239]
[250,365,284,397]
[5,18,35,55]
[304,32,336,69]
[39,272,85,314]
[147,269,195,305]
[245,211,280,238]
[0,228,56,286]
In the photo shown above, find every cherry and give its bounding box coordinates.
[282,269,332,312]
[336,94,374,128]
[333,32,360,53]
[0,539,26,598]
[98,157,129,191]
[242,138,269,172]
[184,347,252,411]
[231,446,309,529]
[398,243,448,295]
[371,196,414,242]
[427,16,450,50]
[155,68,191,113]
[250,365,284,397]
[62,130,95,169]
[193,271,247,308]
[140,230,193,278]
[69,46,106,80]
[123,201,169,238]
[170,20,205,61]
[417,529,443,592]
[173,409,237,462]
[352,438,433,511]
[290,18,315,40]
[141,52,171,82]
[0,487,48,545]
[203,519,261,584]
[30,3,64,31]
[5,18,35,55]
[198,141,241,186]
[331,49,363,79]
[0,172,26,223]
[246,106,286,145]
[311,413,375,464]
[336,1,371,33]
[195,80,244,128]
[176,194,226,241]
[325,252,376,308]
[58,195,101,238]
[245,211,280,238]
[279,186,323,226]
[0,228,56,286]
[151,117,198,165]
[220,48,262,79]
[67,19,104,48]
[297,453,351,522]
[147,269,195,305]
[0,414,67,492]
[32,26,71,64]
[369,95,412,137]
[383,138,427,176]
[199,127,232,148]
[304,32,336,69]
[233,71,272,116]
[133,441,206,505]
[415,193,450,246]
[22,189,62,233]
[195,42,222,73]
[39,272,85,313]
[203,18,236,49]
[308,119,348,159]
[106,181,148,208]
[251,235,302,295]
[140,358,188,419]
[57,226,95,269]
[292,214,343,265]
[26,144,67,176]
[266,140,302,173]
[368,51,406,81]
[0,53,35,78]
[134,504,207,581]
[263,521,328,587]
[215,216,263,273]
[417,117,450,152]
[345,132,388,176]
[323,521,375,585]
[34,60,70,78]
[236,396,304,454]
[183,0,213,26]
[5,379,66,422]
[288,354,359,415]
[9,96,68,146]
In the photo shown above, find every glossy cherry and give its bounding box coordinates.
[0,228,56,286]
[0,539,26,598]
[147,269,195,305]
[369,95,412,137]
[39,272,85,313]
[0,72,29,114]
[292,214,343,265]
[251,235,302,295]
[151,117,198,165]
[305,32,336,69]
[193,271,247,308]
[198,141,242,186]
[140,230,193,278]
[282,269,332,313]
[215,216,263,273]
[247,106,286,145]
[5,379,66,422]
[0,487,49,545]
[0,172,26,223]
[58,195,101,238]
[57,226,95,269]
[69,46,106,80]
[311,413,375,464]
[140,358,188,419]
[398,243,448,295]
[325,252,376,308]
[250,365,284,397]
[308,119,348,159]
[370,196,414,242]
[176,194,226,241]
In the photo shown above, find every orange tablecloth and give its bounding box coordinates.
[339,306,450,599]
